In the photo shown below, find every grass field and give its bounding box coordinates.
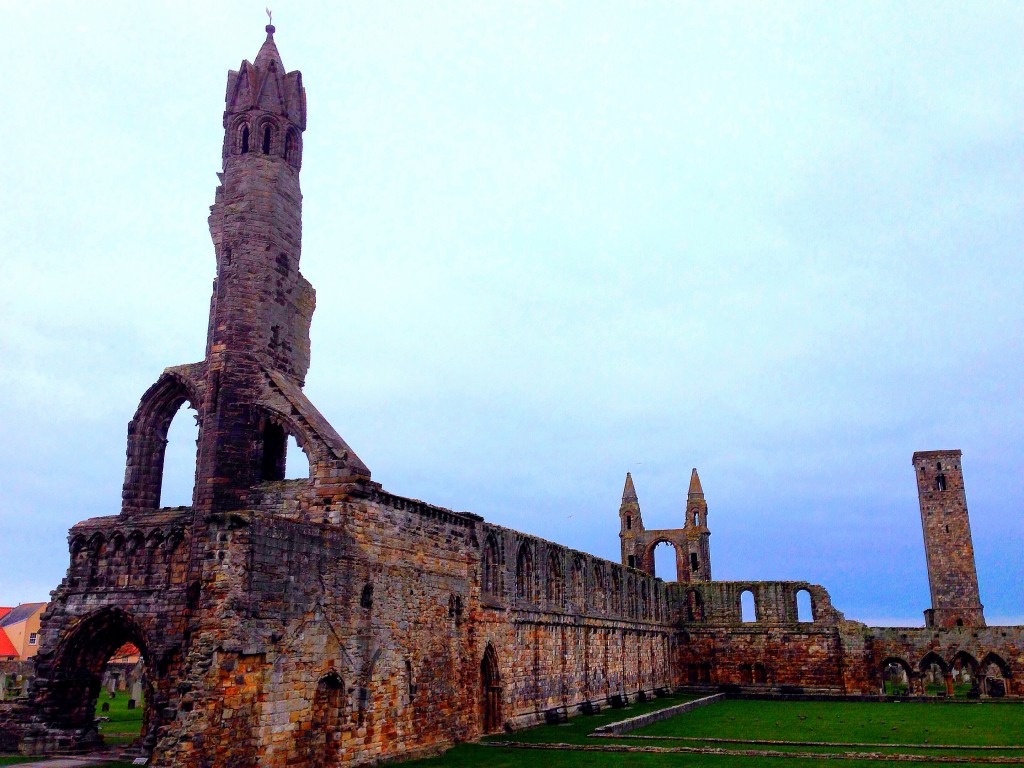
[0,694,143,765]
[404,695,1024,767]
[4,694,1020,766]
[94,690,144,746]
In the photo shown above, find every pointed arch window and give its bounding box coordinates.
[516,543,534,603]
[262,125,273,154]
[481,535,500,597]
[241,125,250,154]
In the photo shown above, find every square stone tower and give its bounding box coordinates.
[913,450,985,628]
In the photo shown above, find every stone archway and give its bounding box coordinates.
[480,644,502,734]
[304,673,345,767]
[880,657,913,695]
[41,607,158,752]
[919,651,950,696]
[642,538,686,582]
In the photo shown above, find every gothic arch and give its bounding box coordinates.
[569,556,585,610]
[254,116,279,155]
[481,533,501,597]
[232,116,252,155]
[254,406,318,481]
[643,537,684,581]
[545,549,563,607]
[303,672,345,768]
[880,656,913,694]
[515,542,534,603]
[979,652,1012,696]
[591,562,607,613]
[122,371,204,513]
[919,651,948,675]
[480,644,502,734]
[980,651,1011,678]
[45,607,158,748]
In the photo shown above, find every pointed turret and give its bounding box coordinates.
[619,472,644,569]
[622,472,638,502]
[687,468,704,498]
[684,467,711,580]
[254,24,284,72]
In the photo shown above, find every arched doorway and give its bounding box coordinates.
[305,673,344,767]
[45,608,157,751]
[480,645,502,734]
[880,657,912,695]
[919,652,949,696]
[979,653,1012,697]
[950,651,979,697]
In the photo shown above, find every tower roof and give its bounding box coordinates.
[254,25,284,73]
[622,472,638,502]
[687,468,704,498]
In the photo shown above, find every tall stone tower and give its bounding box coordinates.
[119,22,368,519]
[913,450,985,628]
[619,472,644,568]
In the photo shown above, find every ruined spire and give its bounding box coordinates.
[622,472,638,502]
[688,468,704,498]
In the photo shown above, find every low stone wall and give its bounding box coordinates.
[592,693,724,735]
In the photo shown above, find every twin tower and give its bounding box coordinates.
[622,454,986,630]
[618,469,712,583]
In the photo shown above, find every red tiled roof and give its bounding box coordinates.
[0,627,18,658]
[0,607,12,622]
[110,642,140,660]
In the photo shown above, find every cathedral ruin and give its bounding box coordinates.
[2,25,1020,767]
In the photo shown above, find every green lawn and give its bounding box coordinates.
[94,690,144,745]
[402,695,1024,768]
[0,692,143,765]
[634,698,1023,749]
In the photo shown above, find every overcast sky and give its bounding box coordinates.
[1,2,1021,624]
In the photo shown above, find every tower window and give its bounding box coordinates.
[627,555,636,568]
[690,552,699,573]
[260,422,286,481]
[262,125,273,154]
[936,474,947,491]
[626,515,632,530]
[241,126,250,154]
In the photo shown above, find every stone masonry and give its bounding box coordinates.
[913,450,986,628]
[2,23,1020,768]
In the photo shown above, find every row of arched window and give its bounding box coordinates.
[232,116,302,168]
[733,587,816,624]
[481,535,668,621]
[70,528,189,589]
